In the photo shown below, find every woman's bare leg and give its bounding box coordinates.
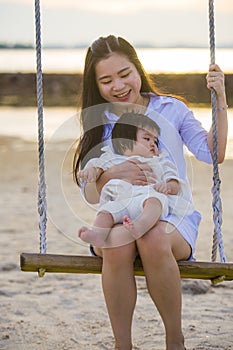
[100,241,137,350]
[136,221,190,350]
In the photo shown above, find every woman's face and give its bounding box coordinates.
[95,52,143,105]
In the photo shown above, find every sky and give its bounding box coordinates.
[0,0,233,48]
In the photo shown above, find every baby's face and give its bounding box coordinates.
[131,128,159,158]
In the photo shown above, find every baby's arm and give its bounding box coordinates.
[78,167,104,183]
[154,179,180,195]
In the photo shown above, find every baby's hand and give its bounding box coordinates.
[154,182,171,195]
[78,167,100,182]
[154,179,179,195]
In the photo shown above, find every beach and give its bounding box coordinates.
[0,132,233,350]
[0,109,233,349]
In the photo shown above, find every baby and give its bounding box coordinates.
[78,112,194,247]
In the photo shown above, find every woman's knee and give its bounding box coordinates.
[102,242,137,269]
[136,221,191,262]
[136,223,172,259]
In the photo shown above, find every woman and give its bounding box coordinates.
[73,35,228,350]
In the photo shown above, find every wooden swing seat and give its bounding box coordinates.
[20,253,233,283]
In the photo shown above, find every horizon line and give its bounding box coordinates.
[1,43,233,50]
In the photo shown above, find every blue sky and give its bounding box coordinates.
[1,0,233,47]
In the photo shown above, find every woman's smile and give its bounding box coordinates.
[114,90,131,101]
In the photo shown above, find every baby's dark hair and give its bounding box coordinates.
[112,112,160,155]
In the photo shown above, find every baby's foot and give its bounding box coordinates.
[78,226,105,247]
[123,216,141,239]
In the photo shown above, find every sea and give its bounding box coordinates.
[0,48,232,158]
[0,47,233,74]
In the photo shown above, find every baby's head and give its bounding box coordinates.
[112,112,160,158]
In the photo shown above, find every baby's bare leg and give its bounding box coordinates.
[78,211,114,247]
[123,197,162,239]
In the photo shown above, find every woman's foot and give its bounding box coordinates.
[78,226,105,247]
[166,335,186,350]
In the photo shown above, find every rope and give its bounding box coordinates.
[35,0,47,256]
[208,0,226,263]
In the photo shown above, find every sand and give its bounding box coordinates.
[0,136,233,350]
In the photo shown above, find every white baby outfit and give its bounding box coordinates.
[84,146,194,224]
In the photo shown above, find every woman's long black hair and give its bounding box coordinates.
[73,35,166,186]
